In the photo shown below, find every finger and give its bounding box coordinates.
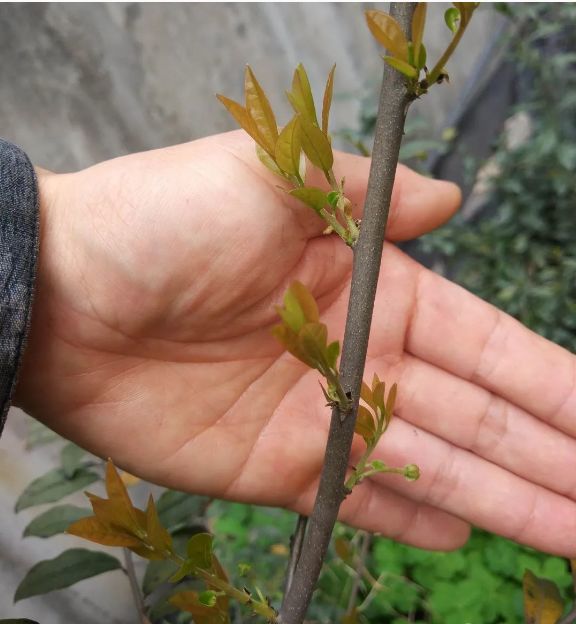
[213,130,461,242]
[366,353,576,501]
[405,255,576,436]
[366,417,576,557]
[292,478,471,551]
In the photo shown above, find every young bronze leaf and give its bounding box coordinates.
[322,64,336,136]
[244,66,278,155]
[411,3,427,62]
[386,383,398,418]
[299,115,334,173]
[299,322,329,370]
[216,95,262,147]
[523,569,564,624]
[384,56,419,79]
[145,495,173,555]
[365,10,409,62]
[290,280,320,324]
[334,537,353,563]
[288,64,318,126]
[103,460,144,534]
[256,145,285,178]
[289,187,329,214]
[355,406,376,444]
[372,380,386,414]
[275,116,302,177]
[67,516,142,548]
[170,590,229,624]
[360,381,377,411]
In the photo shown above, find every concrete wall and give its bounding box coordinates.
[0,4,504,622]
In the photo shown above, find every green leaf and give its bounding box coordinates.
[289,187,329,214]
[322,64,336,136]
[186,533,214,570]
[256,144,285,178]
[60,443,87,478]
[23,504,91,538]
[444,7,460,33]
[244,66,278,155]
[299,115,334,173]
[365,10,409,62]
[327,190,340,208]
[411,3,427,62]
[384,56,419,79]
[157,489,209,531]
[278,286,307,333]
[416,42,427,71]
[25,420,60,449]
[14,549,121,601]
[325,340,340,371]
[275,116,302,177]
[15,468,99,512]
[287,63,318,126]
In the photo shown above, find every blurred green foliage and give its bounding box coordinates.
[422,2,576,353]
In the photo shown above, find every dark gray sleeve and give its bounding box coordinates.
[0,139,40,435]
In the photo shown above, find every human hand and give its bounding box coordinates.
[15,131,576,556]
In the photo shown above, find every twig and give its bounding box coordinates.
[278,5,416,623]
[122,548,152,624]
[284,515,308,594]
[346,532,372,614]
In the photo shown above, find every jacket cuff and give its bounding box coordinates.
[0,139,40,435]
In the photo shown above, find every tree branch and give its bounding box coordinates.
[122,548,152,624]
[346,532,372,614]
[284,514,308,594]
[278,4,416,623]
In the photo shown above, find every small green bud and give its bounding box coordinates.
[404,464,420,481]
[198,590,218,607]
[238,562,251,577]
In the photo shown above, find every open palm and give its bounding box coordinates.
[16,131,576,556]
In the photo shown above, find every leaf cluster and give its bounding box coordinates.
[272,281,348,409]
[366,3,478,96]
[67,459,174,560]
[218,64,359,246]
